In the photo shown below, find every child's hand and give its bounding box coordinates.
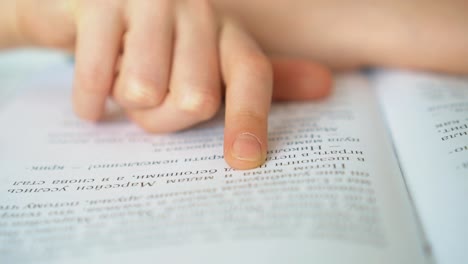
[12,0,332,169]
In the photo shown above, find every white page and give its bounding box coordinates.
[0,65,429,264]
[375,70,468,264]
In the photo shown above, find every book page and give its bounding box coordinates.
[0,65,428,263]
[375,70,468,264]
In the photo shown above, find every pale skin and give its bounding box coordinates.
[1,0,467,169]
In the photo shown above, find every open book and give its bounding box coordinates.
[0,65,466,264]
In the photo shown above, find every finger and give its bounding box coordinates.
[128,1,221,132]
[113,0,173,109]
[271,58,333,101]
[220,20,273,170]
[73,3,123,121]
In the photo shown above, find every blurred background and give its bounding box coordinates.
[0,49,69,107]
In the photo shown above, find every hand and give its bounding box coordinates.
[12,0,332,169]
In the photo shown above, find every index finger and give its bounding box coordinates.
[220,20,272,169]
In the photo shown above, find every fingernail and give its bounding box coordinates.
[124,78,157,106]
[231,133,263,162]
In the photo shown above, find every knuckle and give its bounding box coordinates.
[122,89,156,108]
[176,90,220,121]
[234,108,268,124]
[120,77,165,108]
